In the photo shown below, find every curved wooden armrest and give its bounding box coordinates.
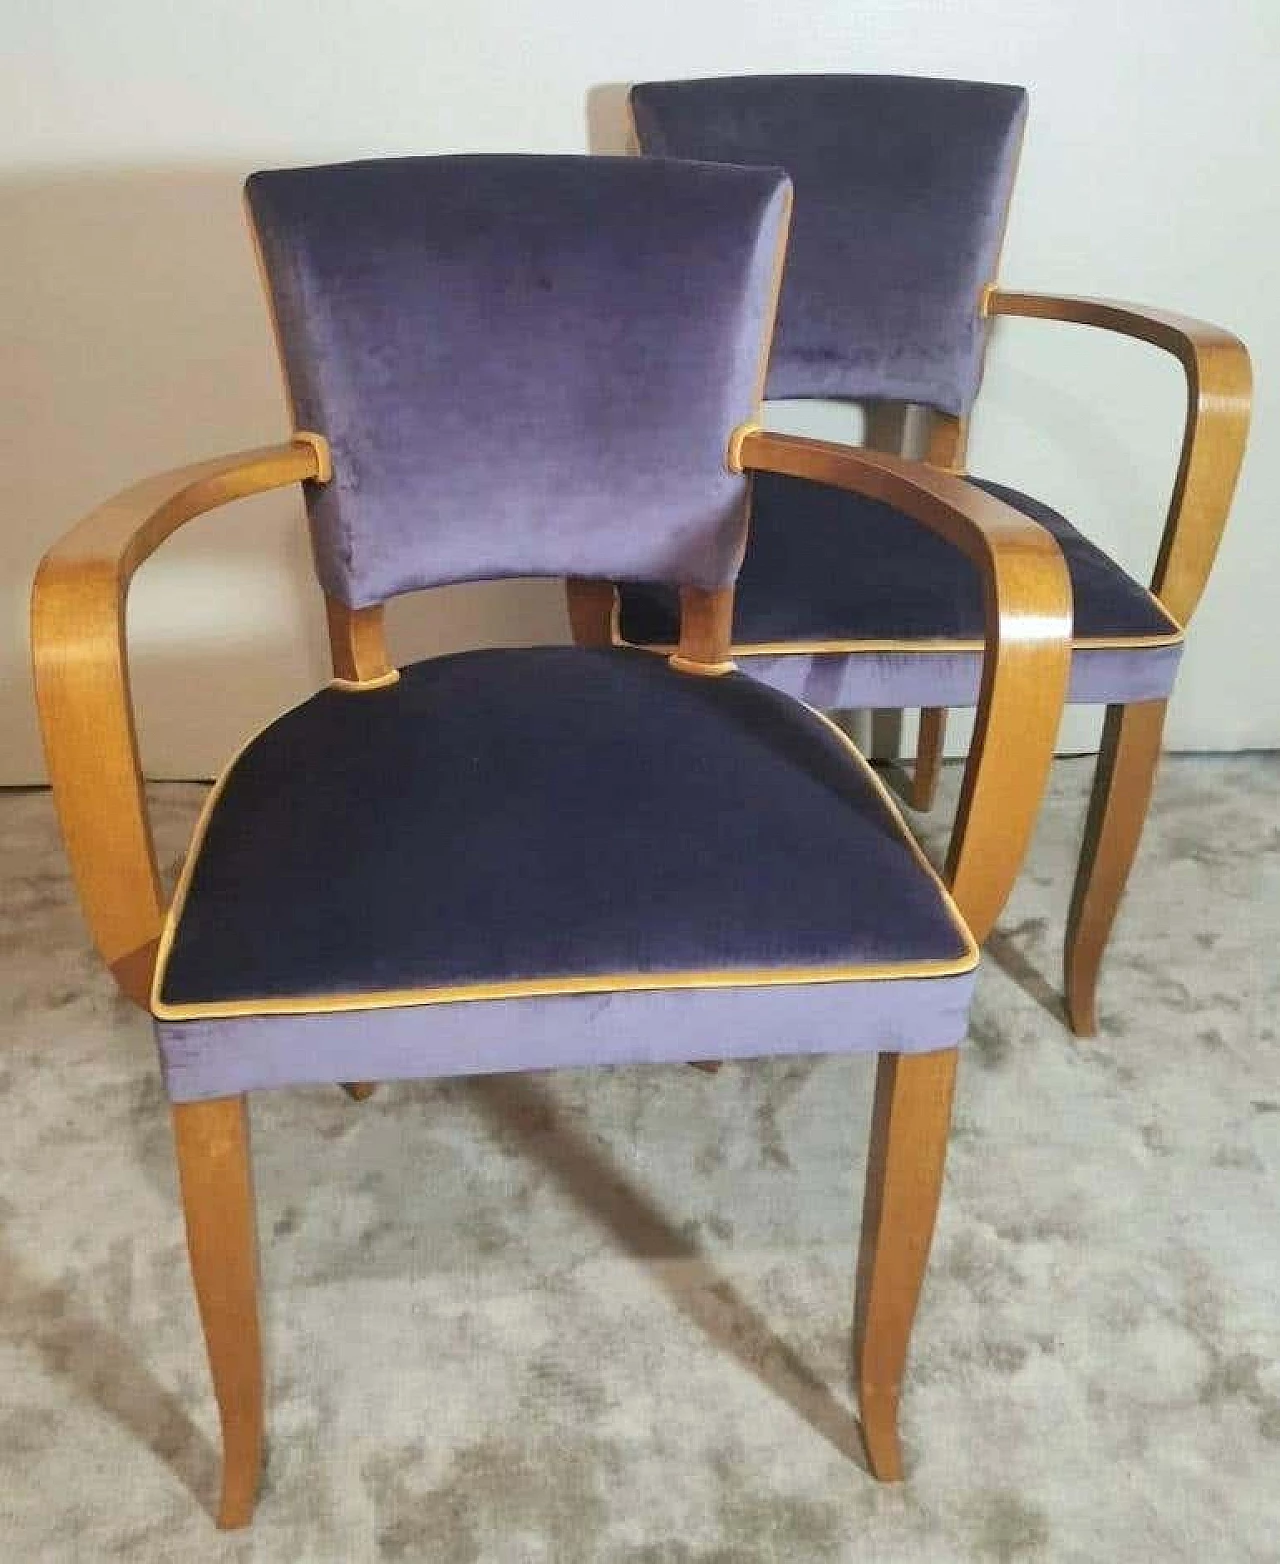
[31,439,326,1005]
[987,290,1252,625]
[739,429,1072,941]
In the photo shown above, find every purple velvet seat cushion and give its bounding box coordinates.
[619,471,1180,655]
[154,648,972,1016]
[630,75,1027,414]
[246,156,790,608]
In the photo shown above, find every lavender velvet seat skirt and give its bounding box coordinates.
[623,75,1184,705]
[149,155,980,1102]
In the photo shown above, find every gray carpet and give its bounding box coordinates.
[2,756,1278,1562]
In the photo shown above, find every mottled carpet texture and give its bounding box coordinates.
[2,756,1278,1562]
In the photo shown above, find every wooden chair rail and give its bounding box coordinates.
[324,595,394,683]
[738,429,1073,942]
[31,439,325,1004]
[987,291,1253,626]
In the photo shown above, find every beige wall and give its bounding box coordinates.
[4,0,1276,781]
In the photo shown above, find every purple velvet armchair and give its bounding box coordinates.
[32,154,1070,1527]
[616,74,1253,1035]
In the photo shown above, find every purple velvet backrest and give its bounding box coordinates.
[630,76,1027,417]
[246,155,790,609]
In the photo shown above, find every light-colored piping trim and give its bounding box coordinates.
[150,679,978,1023]
[329,670,402,693]
[667,654,737,677]
[155,949,977,1022]
[152,708,302,1017]
[807,710,976,975]
[624,626,1185,657]
[617,589,1185,659]
[807,703,975,958]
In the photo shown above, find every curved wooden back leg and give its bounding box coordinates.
[171,1096,264,1528]
[910,707,948,812]
[1065,700,1168,1037]
[854,1046,958,1481]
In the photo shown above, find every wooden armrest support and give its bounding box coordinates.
[987,291,1252,625]
[31,439,326,1004]
[739,429,1072,941]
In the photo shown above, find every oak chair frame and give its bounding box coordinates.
[880,299,1247,1036]
[33,422,1069,1522]
[592,286,1251,1033]
[979,293,1252,1032]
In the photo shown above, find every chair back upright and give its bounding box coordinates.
[631,76,1027,419]
[247,155,791,612]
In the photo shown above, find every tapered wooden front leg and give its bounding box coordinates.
[854,1048,957,1481]
[1065,700,1167,1037]
[171,1095,264,1529]
[910,708,947,812]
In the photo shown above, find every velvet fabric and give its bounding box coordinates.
[630,75,1027,414]
[246,156,790,608]
[725,643,1183,712]
[157,970,975,1103]
[156,648,972,1014]
[617,472,1182,705]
